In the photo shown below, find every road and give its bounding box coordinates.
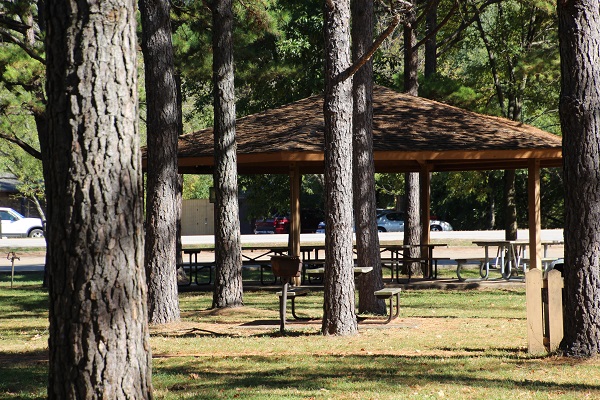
[0,229,564,272]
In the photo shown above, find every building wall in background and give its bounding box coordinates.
[181,199,215,235]
[181,197,254,235]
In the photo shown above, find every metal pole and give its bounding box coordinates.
[280,279,289,334]
[8,252,20,289]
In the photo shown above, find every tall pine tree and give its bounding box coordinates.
[558,0,600,357]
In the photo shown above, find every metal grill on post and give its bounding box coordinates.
[271,255,302,334]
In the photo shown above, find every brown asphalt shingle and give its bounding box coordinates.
[177,86,561,158]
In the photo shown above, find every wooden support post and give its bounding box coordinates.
[289,164,301,285]
[526,268,545,353]
[419,168,431,247]
[546,269,564,352]
[419,167,431,276]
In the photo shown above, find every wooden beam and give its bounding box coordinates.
[288,164,301,257]
[419,167,431,247]
[167,150,562,175]
[528,159,542,270]
[374,148,562,162]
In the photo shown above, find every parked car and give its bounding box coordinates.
[315,210,453,233]
[545,258,564,278]
[315,220,326,233]
[376,211,453,232]
[254,209,324,234]
[315,219,356,234]
[0,207,45,238]
[254,214,290,234]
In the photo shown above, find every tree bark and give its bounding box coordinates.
[352,0,386,315]
[322,0,358,336]
[45,0,153,397]
[403,0,421,274]
[176,174,184,267]
[404,172,421,275]
[486,172,496,230]
[140,0,181,325]
[403,0,418,96]
[175,75,184,269]
[558,0,600,357]
[34,111,51,288]
[424,0,438,78]
[212,0,243,308]
[503,169,518,240]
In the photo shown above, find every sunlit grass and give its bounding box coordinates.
[1,272,599,399]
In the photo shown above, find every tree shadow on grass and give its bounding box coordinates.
[151,327,232,338]
[153,353,600,399]
[0,349,48,399]
[0,290,49,321]
[4,349,599,399]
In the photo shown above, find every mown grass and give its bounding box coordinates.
[1,271,599,399]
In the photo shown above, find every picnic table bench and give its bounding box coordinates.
[373,287,401,323]
[277,287,311,320]
[455,258,487,281]
[276,286,401,324]
[177,261,214,286]
[388,257,450,282]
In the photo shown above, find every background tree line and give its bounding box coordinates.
[175,0,563,231]
[0,0,563,230]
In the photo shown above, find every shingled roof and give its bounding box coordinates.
[172,86,562,174]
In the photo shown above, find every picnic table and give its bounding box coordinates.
[472,240,529,279]
[305,266,373,279]
[182,244,289,285]
[380,243,448,282]
[457,240,564,281]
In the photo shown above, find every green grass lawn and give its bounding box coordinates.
[1,271,598,399]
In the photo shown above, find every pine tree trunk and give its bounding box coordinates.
[34,112,50,288]
[140,0,181,325]
[175,75,184,268]
[404,172,421,275]
[503,169,518,240]
[558,0,600,357]
[45,0,153,397]
[212,0,243,308]
[424,0,439,78]
[322,0,358,336]
[176,174,184,267]
[486,172,496,230]
[403,0,421,273]
[352,0,386,315]
[403,1,418,96]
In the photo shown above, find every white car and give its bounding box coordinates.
[0,207,45,238]
[376,211,453,232]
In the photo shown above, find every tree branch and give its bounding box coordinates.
[0,29,45,64]
[337,11,403,83]
[412,1,458,52]
[0,15,31,35]
[435,0,502,58]
[0,132,42,159]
